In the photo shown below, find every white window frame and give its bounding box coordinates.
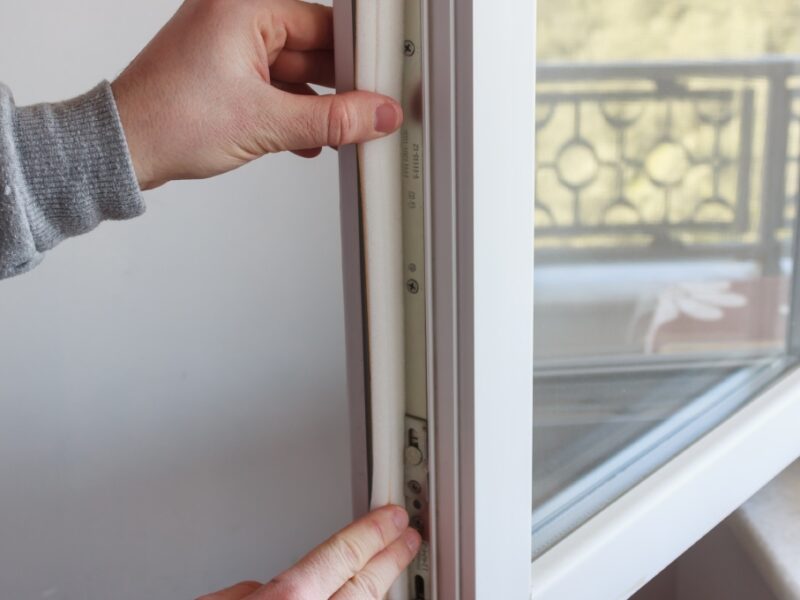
[336,1,800,598]
[424,1,535,597]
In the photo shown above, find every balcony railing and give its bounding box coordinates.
[535,58,800,270]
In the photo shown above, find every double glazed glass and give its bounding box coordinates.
[533,0,800,554]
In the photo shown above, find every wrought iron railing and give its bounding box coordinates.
[535,58,800,269]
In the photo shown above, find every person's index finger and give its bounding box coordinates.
[279,0,333,50]
[331,528,421,600]
[271,505,409,599]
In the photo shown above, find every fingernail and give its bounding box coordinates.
[392,507,409,530]
[405,530,421,552]
[375,102,400,133]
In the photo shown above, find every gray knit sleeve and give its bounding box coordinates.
[0,81,145,279]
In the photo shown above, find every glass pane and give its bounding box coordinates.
[533,0,800,555]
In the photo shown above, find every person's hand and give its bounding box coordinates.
[111,0,403,190]
[198,505,421,600]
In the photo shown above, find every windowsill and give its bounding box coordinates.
[729,459,800,599]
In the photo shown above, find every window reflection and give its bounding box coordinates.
[532,0,800,556]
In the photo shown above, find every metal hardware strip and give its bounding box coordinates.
[401,0,431,597]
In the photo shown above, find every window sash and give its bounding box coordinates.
[335,0,535,598]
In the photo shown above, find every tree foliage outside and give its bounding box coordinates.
[538,0,800,62]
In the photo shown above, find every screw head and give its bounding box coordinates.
[406,279,420,294]
[410,516,425,533]
[404,40,416,57]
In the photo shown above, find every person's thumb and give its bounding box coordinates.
[266,89,403,151]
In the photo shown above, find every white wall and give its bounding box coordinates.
[0,1,353,598]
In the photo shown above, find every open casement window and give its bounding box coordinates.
[336,1,800,599]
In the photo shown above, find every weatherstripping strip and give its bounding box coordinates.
[354,3,406,598]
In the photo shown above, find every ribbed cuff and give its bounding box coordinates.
[13,81,145,252]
